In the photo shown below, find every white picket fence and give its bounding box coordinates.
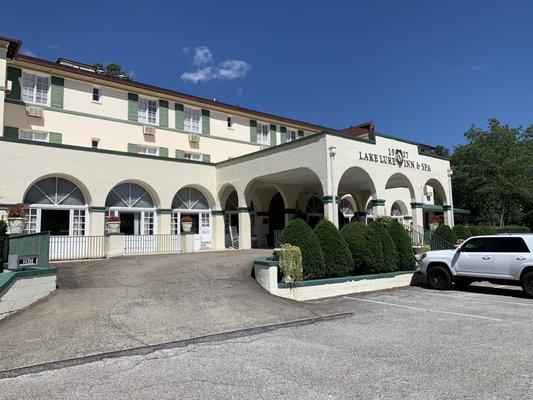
[123,234,182,254]
[49,236,107,261]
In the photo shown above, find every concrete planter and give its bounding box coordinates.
[107,221,121,234]
[181,222,192,232]
[7,218,25,235]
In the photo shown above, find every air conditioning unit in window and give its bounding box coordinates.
[143,126,156,136]
[26,106,44,118]
[188,133,200,143]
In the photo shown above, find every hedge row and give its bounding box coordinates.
[453,224,531,240]
[278,217,416,279]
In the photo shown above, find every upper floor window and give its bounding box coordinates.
[227,116,233,128]
[184,107,201,133]
[287,129,297,142]
[92,86,101,103]
[138,97,158,125]
[19,129,49,143]
[184,152,202,161]
[21,71,50,105]
[257,122,269,145]
[138,145,158,156]
[91,138,100,149]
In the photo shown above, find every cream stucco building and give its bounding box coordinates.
[0,34,465,256]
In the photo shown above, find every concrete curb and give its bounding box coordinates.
[0,312,353,380]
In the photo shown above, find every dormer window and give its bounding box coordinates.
[138,97,158,125]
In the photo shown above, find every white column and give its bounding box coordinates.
[89,209,106,236]
[411,203,424,229]
[446,168,455,227]
[238,209,251,250]
[371,199,386,218]
[212,212,225,250]
[0,43,8,137]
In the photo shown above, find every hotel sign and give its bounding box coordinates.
[358,148,432,171]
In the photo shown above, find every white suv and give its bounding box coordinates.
[418,234,533,297]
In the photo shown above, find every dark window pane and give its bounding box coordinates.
[461,238,497,252]
[498,237,530,253]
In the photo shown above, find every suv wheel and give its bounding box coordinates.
[427,265,453,290]
[521,271,533,298]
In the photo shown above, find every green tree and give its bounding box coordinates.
[277,219,326,279]
[367,221,398,272]
[313,220,353,278]
[340,222,379,274]
[386,220,416,271]
[452,118,533,226]
[93,62,131,78]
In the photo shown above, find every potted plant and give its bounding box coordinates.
[181,215,193,233]
[106,215,121,234]
[7,203,27,234]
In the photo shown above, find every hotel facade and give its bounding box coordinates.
[0,35,465,256]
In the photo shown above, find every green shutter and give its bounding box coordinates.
[127,93,139,121]
[127,143,139,153]
[6,67,21,100]
[3,126,19,140]
[159,147,168,158]
[175,103,184,130]
[280,126,287,143]
[250,120,257,143]
[51,76,64,109]
[202,109,210,134]
[49,132,62,144]
[175,149,185,159]
[298,129,304,138]
[159,100,168,128]
[270,124,277,146]
[202,154,211,163]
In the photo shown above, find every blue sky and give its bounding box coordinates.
[4,1,533,149]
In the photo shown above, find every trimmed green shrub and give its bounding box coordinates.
[453,224,472,240]
[435,224,458,245]
[496,225,531,233]
[386,220,416,271]
[313,219,353,278]
[367,220,398,272]
[468,225,484,236]
[341,222,379,274]
[277,218,326,279]
[279,244,303,284]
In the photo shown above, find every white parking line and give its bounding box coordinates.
[343,296,502,322]
[393,288,533,307]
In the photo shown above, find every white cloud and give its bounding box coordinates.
[48,44,62,51]
[181,67,215,84]
[193,46,213,66]
[236,87,244,95]
[20,49,39,57]
[470,63,489,72]
[216,60,251,80]
[181,46,251,84]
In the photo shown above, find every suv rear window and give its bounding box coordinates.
[498,237,530,253]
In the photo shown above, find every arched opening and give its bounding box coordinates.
[306,195,324,228]
[390,200,408,223]
[223,190,239,248]
[268,193,285,247]
[105,182,156,235]
[171,186,212,250]
[24,177,88,236]
[337,167,376,223]
[365,201,374,225]
[423,178,448,228]
[338,195,356,229]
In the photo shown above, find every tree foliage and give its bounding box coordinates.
[313,219,353,278]
[452,118,533,227]
[92,62,132,79]
[366,221,398,272]
[340,222,377,274]
[435,224,458,246]
[277,219,326,279]
[386,220,416,271]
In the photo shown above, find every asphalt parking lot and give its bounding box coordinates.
[1,283,530,399]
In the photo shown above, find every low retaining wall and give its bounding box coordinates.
[0,268,57,320]
[253,257,416,301]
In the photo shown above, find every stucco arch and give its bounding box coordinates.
[337,166,377,198]
[424,178,448,205]
[390,200,409,216]
[23,173,93,206]
[218,184,239,210]
[385,173,416,202]
[175,183,216,210]
[106,179,161,209]
[244,180,290,211]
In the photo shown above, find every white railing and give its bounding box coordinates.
[49,236,107,261]
[123,234,181,254]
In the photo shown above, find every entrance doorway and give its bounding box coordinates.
[268,193,285,247]
[41,209,70,235]
[119,212,136,235]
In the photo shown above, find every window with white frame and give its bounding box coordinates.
[171,212,179,234]
[21,71,50,105]
[138,146,158,156]
[287,129,297,142]
[184,107,201,133]
[92,86,101,102]
[184,152,201,161]
[25,208,39,234]
[257,122,269,144]
[72,209,86,235]
[143,212,155,235]
[19,130,49,142]
[138,97,158,125]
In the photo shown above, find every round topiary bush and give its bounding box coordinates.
[340,222,380,274]
[434,224,458,247]
[277,218,326,279]
[453,224,472,240]
[367,220,398,272]
[386,220,416,271]
[313,219,353,278]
